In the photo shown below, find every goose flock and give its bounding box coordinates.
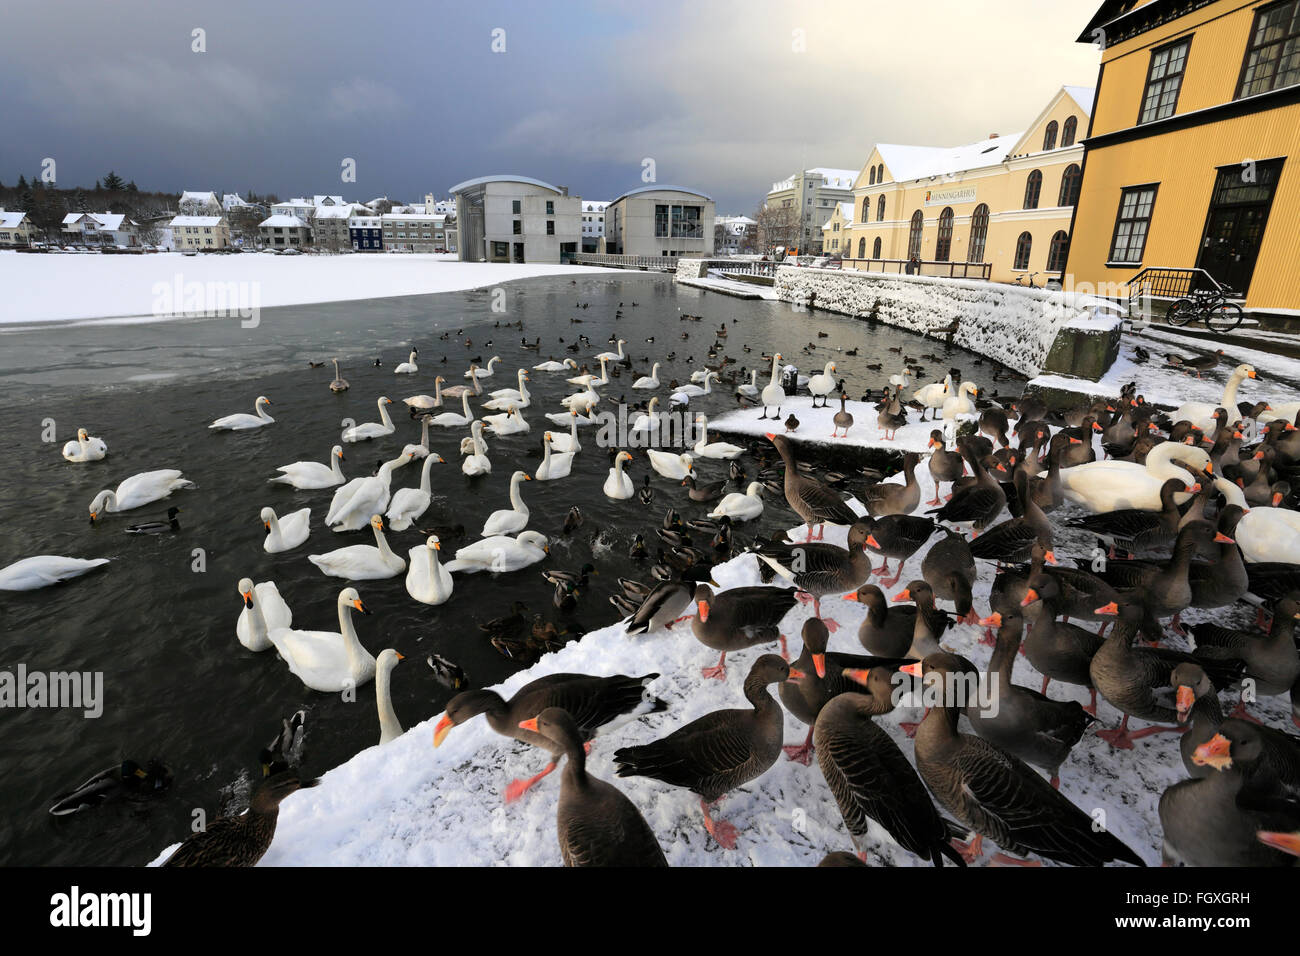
[11,303,1300,871]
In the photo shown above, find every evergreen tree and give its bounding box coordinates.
[75,189,88,212]
[102,171,126,191]
[127,180,138,192]
[17,174,27,191]
[94,179,101,191]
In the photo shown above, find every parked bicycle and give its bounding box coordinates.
[1164,285,1244,332]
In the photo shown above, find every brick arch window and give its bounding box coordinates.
[1043,120,1058,151]
[907,210,924,260]
[935,207,954,261]
[1014,231,1033,270]
[857,236,865,258]
[1059,164,1082,207]
[1048,230,1069,272]
[1062,115,1078,147]
[873,236,882,258]
[877,194,886,221]
[968,203,989,263]
[1024,169,1042,209]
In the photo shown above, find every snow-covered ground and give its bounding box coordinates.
[677,273,779,300]
[147,445,1280,867]
[709,394,948,454]
[0,252,621,325]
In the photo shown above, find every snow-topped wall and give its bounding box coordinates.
[768,266,1101,377]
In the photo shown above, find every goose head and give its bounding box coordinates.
[238,577,256,609]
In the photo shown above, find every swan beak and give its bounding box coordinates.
[263,522,271,531]
[1020,588,1040,607]
[242,591,254,608]
[433,714,453,748]
[433,541,441,551]
[352,599,371,615]
[812,653,826,678]
[697,600,709,622]
[900,661,923,677]
[1248,370,1257,379]
[395,652,405,661]
[1095,602,1119,616]
[89,512,98,524]
[518,717,539,732]
[1192,733,1233,770]
[337,450,344,459]
[524,474,533,481]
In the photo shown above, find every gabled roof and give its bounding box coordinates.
[0,211,29,228]
[63,212,130,230]
[874,134,1022,184]
[1064,84,1097,116]
[180,190,219,204]
[259,215,308,228]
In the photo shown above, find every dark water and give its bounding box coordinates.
[0,273,1024,865]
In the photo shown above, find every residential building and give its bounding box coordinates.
[381,211,451,252]
[0,209,35,246]
[1066,0,1300,317]
[714,215,759,255]
[424,194,458,216]
[222,193,259,213]
[841,85,1093,284]
[61,212,139,247]
[603,186,716,258]
[764,168,858,254]
[579,200,609,252]
[258,214,311,249]
[312,204,365,251]
[270,198,317,223]
[449,175,581,263]
[820,203,854,255]
[349,214,384,252]
[169,215,231,250]
[179,191,221,216]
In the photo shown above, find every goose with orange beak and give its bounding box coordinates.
[433,672,667,803]
[689,582,799,679]
[614,655,801,850]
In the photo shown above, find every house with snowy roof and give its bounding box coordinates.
[0,209,35,246]
[258,214,311,249]
[842,84,1093,285]
[179,191,221,216]
[62,212,140,247]
[169,215,230,250]
[714,215,758,255]
[764,168,859,254]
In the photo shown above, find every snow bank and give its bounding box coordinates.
[708,394,947,454]
[0,252,621,325]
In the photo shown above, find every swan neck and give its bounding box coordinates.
[337,601,366,670]
[419,455,436,494]
[374,524,397,560]
[378,402,393,428]
[376,663,403,742]
[510,475,527,509]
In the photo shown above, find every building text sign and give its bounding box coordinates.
[924,186,977,206]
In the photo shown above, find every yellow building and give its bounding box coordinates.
[1066,0,1300,317]
[821,201,854,254]
[843,86,1094,285]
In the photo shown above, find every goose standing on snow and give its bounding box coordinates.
[386,453,446,531]
[88,470,193,521]
[62,428,108,462]
[462,420,492,477]
[808,361,837,408]
[342,397,396,442]
[0,556,110,591]
[394,349,419,374]
[210,396,274,431]
[235,578,292,652]
[632,363,661,389]
[308,514,405,580]
[269,445,345,489]
[267,587,377,693]
[406,535,453,605]
[261,506,311,553]
[604,451,635,499]
[329,358,349,393]
[759,353,785,419]
[482,471,533,536]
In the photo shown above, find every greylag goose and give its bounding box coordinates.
[927,437,1006,531]
[1065,477,1190,555]
[926,431,964,504]
[755,521,874,620]
[921,527,977,623]
[861,452,921,517]
[859,513,936,587]
[845,583,916,657]
[689,583,799,679]
[1189,593,1300,713]
[1018,572,1106,712]
[767,433,857,540]
[1170,662,1225,779]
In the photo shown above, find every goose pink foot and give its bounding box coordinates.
[701,652,728,681]
[783,728,815,765]
[504,761,558,803]
[700,798,739,849]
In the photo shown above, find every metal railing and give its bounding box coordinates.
[1125,266,1232,312]
[698,258,780,277]
[840,257,992,280]
[570,253,679,271]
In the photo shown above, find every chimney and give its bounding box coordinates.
[559,185,569,196]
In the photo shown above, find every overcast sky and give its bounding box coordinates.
[0,0,1102,213]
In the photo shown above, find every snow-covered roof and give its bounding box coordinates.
[875,133,1023,183]
[62,212,130,230]
[312,204,363,220]
[582,201,609,212]
[448,175,563,195]
[180,190,218,203]
[382,213,447,222]
[608,185,713,205]
[808,168,859,190]
[1064,84,1096,117]
[0,211,29,228]
[169,215,225,227]
[259,215,308,228]
[313,195,345,206]
[836,201,854,224]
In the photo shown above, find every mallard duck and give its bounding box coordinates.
[162,771,318,866]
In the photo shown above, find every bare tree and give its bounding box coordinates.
[753,202,799,256]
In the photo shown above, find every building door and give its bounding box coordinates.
[513,242,525,263]
[1195,160,1282,296]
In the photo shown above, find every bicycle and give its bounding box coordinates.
[1164,285,1244,333]
[1012,272,1041,288]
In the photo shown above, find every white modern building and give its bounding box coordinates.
[603,186,715,258]
[449,175,581,264]
[764,167,858,254]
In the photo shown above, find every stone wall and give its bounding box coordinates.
[675,258,709,280]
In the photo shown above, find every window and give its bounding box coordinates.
[857,237,866,258]
[1239,1,1300,97]
[1043,120,1058,151]
[873,236,882,258]
[862,197,870,221]
[877,195,886,221]
[869,167,876,185]
[546,220,555,235]
[511,200,521,214]
[1062,115,1078,147]
[492,241,508,257]
[654,204,670,237]
[1059,164,1082,206]
[1048,231,1069,272]
[1014,232,1033,270]
[968,204,989,263]
[935,207,954,261]
[546,200,554,214]
[1138,38,1191,124]
[1024,170,1042,209]
[1108,185,1158,263]
[671,205,701,238]
[907,210,924,259]
[877,164,884,183]
[512,220,521,235]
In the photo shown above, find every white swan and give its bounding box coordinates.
[595,339,626,363]
[0,556,109,591]
[443,530,550,574]
[535,433,576,480]
[568,357,609,387]
[330,358,349,393]
[808,361,838,406]
[941,381,980,421]
[604,451,635,499]
[1059,440,1208,512]
[484,369,531,410]
[267,587,376,693]
[326,453,411,532]
[913,375,953,419]
[760,353,785,418]
[708,482,765,523]
[483,405,529,436]
[62,428,108,462]
[889,367,914,390]
[342,397,396,442]
[270,445,345,489]
[547,413,582,454]
[1171,364,1257,432]
[671,370,719,403]
[632,363,661,389]
[89,470,193,521]
[736,369,759,399]
[261,506,311,553]
[210,396,274,431]
[309,514,406,580]
[533,357,577,372]
[236,578,292,652]
[561,381,601,414]
[386,453,445,531]
[466,356,501,379]
[402,415,434,460]
[646,449,694,480]
[1235,506,1300,564]
[482,471,532,536]
[440,368,482,399]
[630,397,664,435]
[406,535,453,605]
[430,392,474,428]
[462,421,492,477]
[692,415,744,459]
[375,649,406,744]
[394,349,419,374]
[403,377,445,410]
[545,409,596,428]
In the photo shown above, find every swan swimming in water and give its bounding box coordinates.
[406,536,453,605]
[62,428,108,462]
[462,421,492,477]
[261,506,311,553]
[326,452,411,532]
[0,556,110,591]
[236,578,292,652]
[308,514,406,580]
[210,396,275,431]
[442,530,550,574]
[342,397,396,442]
[266,587,376,693]
[88,470,193,521]
[269,446,345,489]
[394,349,419,374]
[386,453,446,531]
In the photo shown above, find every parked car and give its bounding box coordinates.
[281,247,302,255]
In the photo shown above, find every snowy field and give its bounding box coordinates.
[0,251,621,325]
[146,445,1279,867]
